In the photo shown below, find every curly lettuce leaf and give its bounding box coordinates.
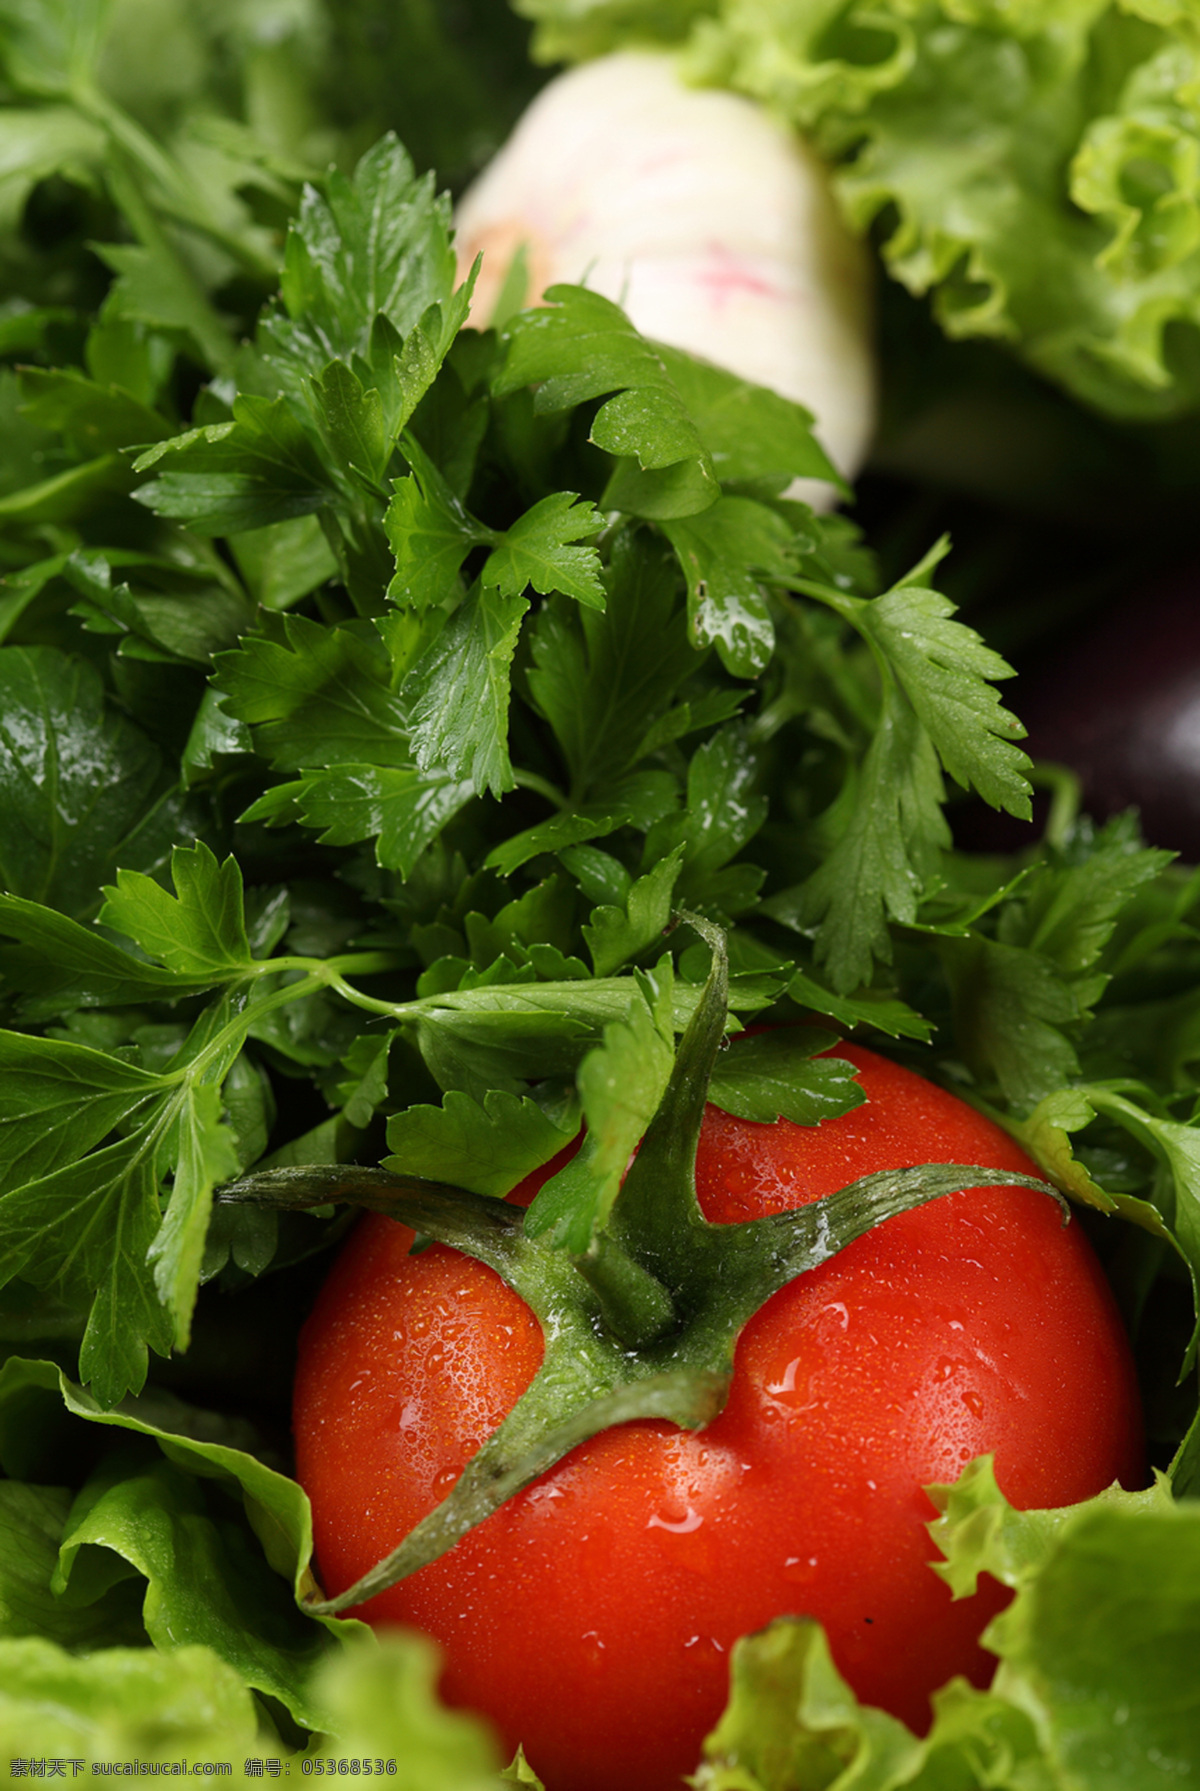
[0,1356,347,1709]
[0,1636,268,1764]
[309,1631,521,1788]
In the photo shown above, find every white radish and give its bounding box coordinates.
[454,51,877,507]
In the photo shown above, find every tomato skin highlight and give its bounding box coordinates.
[293,1043,1144,1791]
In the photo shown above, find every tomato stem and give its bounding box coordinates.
[572,1233,676,1347]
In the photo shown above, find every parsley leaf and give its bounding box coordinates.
[708,1028,865,1126]
[856,575,1031,815]
[384,449,483,611]
[134,399,334,536]
[0,898,219,1012]
[779,690,947,992]
[942,932,1083,1113]
[133,136,470,609]
[779,549,1033,991]
[151,1080,243,1350]
[660,494,792,677]
[405,583,529,796]
[581,846,685,978]
[384,438,604,614]
[272,764,475,876]
[384,1089,579,1198]
[262,135,457,383]
[944,818,1177,1110]
[99,845,254,980]
[0,1031,163,1196]
[0,1115,175,1407]
[651,344,841,493]
[524,529,702,798]
[645,724,769,921]
[496,285,719,520]
[0,646,178,919]
[214,615,410,771]
[484,773,678,879]
[482,490,606,609]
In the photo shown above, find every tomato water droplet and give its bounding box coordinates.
[961,1389,985,1419]
[767,1357,803,1395]
[647,1504,703,1535]
[764,1355,819,1413]
[783,1555,820,1584]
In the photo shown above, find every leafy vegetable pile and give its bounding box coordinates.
[1,0,1199,1784]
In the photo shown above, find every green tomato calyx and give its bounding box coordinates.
[218,919,1063,1615]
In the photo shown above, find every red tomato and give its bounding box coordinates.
[293,1042,1143,1791]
